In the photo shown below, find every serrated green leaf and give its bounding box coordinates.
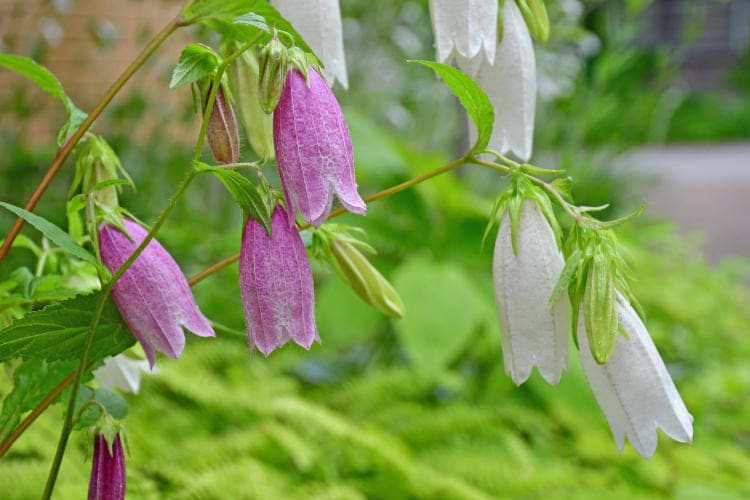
[183,1,313,55]
[586,204,645,230]
[0,293,136,364]
[170,44,219,89]
[411,60,494,155]
[0,359,76,441]
[0,202,96,264]
[205,169,272,232]
[233,12,269,31]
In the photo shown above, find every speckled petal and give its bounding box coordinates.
[99,218,215,367]
[493,200,568,385]
[239,208,318,355]
[274,69,365,227]
[88,434,126,500]
[577,295,694,458]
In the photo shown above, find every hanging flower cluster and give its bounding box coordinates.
[486,168,693,458]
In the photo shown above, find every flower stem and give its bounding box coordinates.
[0,13,184,264]
[188,155,469,285]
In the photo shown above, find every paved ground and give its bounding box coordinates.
[626,143,750,261]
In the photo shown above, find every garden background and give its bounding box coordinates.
[1,0,749,498]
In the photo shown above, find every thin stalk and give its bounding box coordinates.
[188,155,469,285]
[0,13,184,264]
[41,43,234,494]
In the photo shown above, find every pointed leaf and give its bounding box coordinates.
[0,202,96,264]
[411,60,494,155]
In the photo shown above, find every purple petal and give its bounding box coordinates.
[274,69,366,227]
[239,208,318,355]
[99,219,215,367]
[88,434,126,500]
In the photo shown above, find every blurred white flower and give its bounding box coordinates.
[428,0,497,67]
[473,0,537,161]
[272,0,349,88]
[94,354,155,394]
[493,200,568,385]
[577,293,694,458]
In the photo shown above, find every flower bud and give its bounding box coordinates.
[258,37,288,114]
[583,252,618,364]
[205,84,240,165]
[227,45,275,159]
[330,239,405,319]
[88,431,126,500]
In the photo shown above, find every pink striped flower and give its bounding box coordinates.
[273,68,366,227]
[88,433,126,500]
[99,218,215,367]
[239,208,318,355]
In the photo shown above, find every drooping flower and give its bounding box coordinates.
[271,0,349,88]
[239,207,318,355]
[88,432,126,500]
[99,218,215,367]
[94,353,155,394]
[428,0,497,69]
[471,0,537,161]
[577,293,694,458]
[493,199,568,385]
[273,68,366,227]
[205,84,240,165]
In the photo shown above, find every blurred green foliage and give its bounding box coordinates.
[1,0,749,498]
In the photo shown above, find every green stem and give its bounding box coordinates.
[0,14,184,264]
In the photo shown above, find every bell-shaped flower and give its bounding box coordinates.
[428,0,497,68]
[94,353,155,394]
[88,432,126,500]
[577,293,694,458]
[271,0,349,88]
[239,207,318,355]
[493,199,568,385]
[471,0,537,161]
[99,218,215,367]
[274,68,366,227]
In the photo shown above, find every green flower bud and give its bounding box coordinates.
[583,252,618,364]
[330,239,405,319]
[228,46,275,160]
[205,83,240,165]
[258,37,288,114]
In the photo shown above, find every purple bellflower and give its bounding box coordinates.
[273,68,366,227]
[99,218,215,367]
[88,433,126,500]
[239,207,318,355]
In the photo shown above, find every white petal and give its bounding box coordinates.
[429,0,498,64]
[577,295,694,458]
[472,0,536,161]
[272,0,349,88]
[94,354,155,394]
[493,200,568,385]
